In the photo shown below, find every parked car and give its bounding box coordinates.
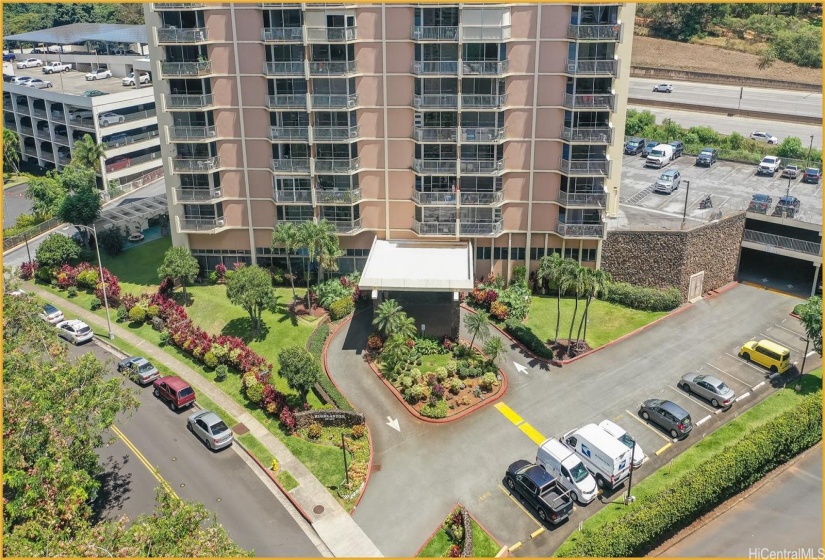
[85,68,112,80]
[695,147,718,166]
[652,83,673,93]
[39,303,65,325]
[118,356,161,385]
[802,167,821,184]
[3,52,16,62]
[646,144,674,169]
[624,137,646,156]
[9,76,32,86]
[750,131,778,144]
[56,319,94,345]
[679,372,735,408]
[99,112,126,127]
[153,376,196,410]
[105,132,129,147]
[122,72,150,86]
[597,419,645,469]
[505,460,575,525]
[16,58,43,68]
[772,195,801,217]
[757,156,782,175]
[25,78,52,89]
[639,399,693,439]
[654,169,682,194]
[748,193,773,214]
[82,90,109,97]
[106,156,130,172]
[536,438,597,504]
[69,109,94,122]
[668,141,684,159]
[641,140,659,157]
[187,410,234,450]
[42,61,71,74]
[562,424,632,490]
[782,164,801,179]
[740,339,791,374]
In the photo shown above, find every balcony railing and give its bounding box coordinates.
[460,159,505,174]
[166,93,214,109]
[274,190,313,203]
[313,125,359,141]
[414,220,456,236]
[461,94,507,108]
[268,94,307,109]
[157,27,209,43]
[172,156,221,172]
[272,158,311,173]
[309,60,357,76]
[179,217,226,232]
[31,108,47,118]
[556,222,604,238]
[413,94,458,108]
[20,126,33,136]
[161,61,212,76]
[411,26,458,41]
[412,60,459,75]
[103,129,160,148]
[462,60,509,76]
[743,229,822,256]
[23,147,37,157]
[121,109,158,124]
[462,127,505,142]
[559,158,610,175]
[270,126,309,141]
[460,191,503,205]
[565,58,618,76]
[36,129,50,139]
[53,133,70,145]
[461,26,511,41]
[170,125,217,141]
[154,3,205,9]
[460,220,502,235]
[314,157,360,173]
[413,159,457,174]
[556,191,607,207]
[560,126,613,143]
[315,188,362,204]
[330,218,362,234]
[562,93,616,110]
[412,191,457,205]
[306,27,357,42]
[311,93,358,109]
[413,127,458,142]
[175,187,223,202]
[262,27,304,42]
[264,61,305,76]
[567,23,622,41]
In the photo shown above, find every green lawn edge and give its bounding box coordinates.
[417,514,501,557]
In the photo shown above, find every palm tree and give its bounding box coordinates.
[579,269,611,346]
[574,268,596,346]
[71,134,106,172]
[314,218,339,291]
[381,335,410,379]
[566,263,587,357]
[537,252,564,342]
[373,299,404,337]
[3,129,20,176]
[483,336,505,366]
[272,222,300,302]
[464,311,491,348]
[393,313,418,341]
[297,220,318,310]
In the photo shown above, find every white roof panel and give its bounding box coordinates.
[358,239,474,292]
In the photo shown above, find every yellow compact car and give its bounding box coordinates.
[740,339,791,373]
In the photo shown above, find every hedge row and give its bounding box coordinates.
[306,322,354,412]
[602,282,682,312]
[559,390,823,557]
[504,319,555,360]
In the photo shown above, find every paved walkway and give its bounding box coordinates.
[27,283,382,558]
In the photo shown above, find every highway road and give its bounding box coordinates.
[630,77,822,119]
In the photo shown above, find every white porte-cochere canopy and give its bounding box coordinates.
[358,238,474,292]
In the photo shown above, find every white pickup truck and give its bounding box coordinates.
[42,61,72,74]
[757,156,782,176]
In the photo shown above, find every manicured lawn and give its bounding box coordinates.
[276,469,300,492]
[419,353,453,374]
[471,519,502,557]
[524,295,669,349]
[103,236,172,290]
[417,527,452,557]
[3,173,29,189]
[417,516,500,557]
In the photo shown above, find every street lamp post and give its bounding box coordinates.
[807,135,814,167]
[74,223,114,340]
[624,438,637,505]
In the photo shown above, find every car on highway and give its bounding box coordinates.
[740,339,791,374]
[187,409,234,450]
[781,164,801,179]
[695,147,718,166]
[39,303,65,325]
[624,137,647,155]
[641,140,659,157]
[802,167,821,184]
[750,131,778,144]
[505,460,575,525]
[772,195,801,217]
[153,376,196,410]
[679,372,735,408]
[122,72,150,86]
[24,78,52,89]
[16,57,43,68]
[747,193,773,214]
[85,68,112,80]
[56,319,94,345]
[652,83,673,93]
[597,419,645,469]
[99,112,126,126]
[639,399,693,439]
[117,356,161,385]
[82,90,109,97]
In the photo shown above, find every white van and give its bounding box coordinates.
[597,419,646,469]
[536,438,597,504]
[645,143,674,168]
[562,424,632,490]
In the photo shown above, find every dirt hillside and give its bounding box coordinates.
[631,36,822,86]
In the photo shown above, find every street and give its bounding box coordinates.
[3,181,33,229]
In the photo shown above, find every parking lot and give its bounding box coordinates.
[618,152,823,226]
[7,65,149,96]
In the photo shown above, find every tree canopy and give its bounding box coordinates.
[278,346,322,403]
[158,246,200,301]
[225,264,278,337]
[35,233,81,267]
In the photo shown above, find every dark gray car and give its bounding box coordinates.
[640,399,692,439]
[679,372,735,407]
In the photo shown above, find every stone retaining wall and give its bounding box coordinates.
[294,409,365,428]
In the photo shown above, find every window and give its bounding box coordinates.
[476,247,491,260]
[564,248,580,260]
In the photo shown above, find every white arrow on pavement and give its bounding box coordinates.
[513,362,529,375]
[386,416,400,432]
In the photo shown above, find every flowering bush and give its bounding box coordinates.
[490,301,509,321]
[214,263,227,284]
[367,333,384,351]
[76,269,100,289]
[484,289,498,304]
[351,424,366,439]
[279,406,297,433]
[432,383,445,399]
[19,261,38,280]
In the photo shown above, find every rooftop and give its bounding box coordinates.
[359,239,474,292]
[4,66,152,99]
[4,23,148,46]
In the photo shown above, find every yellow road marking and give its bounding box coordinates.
[508,542,523,552]
[530,527,545,539]
[655,442,672,456]
[494,402,525,426]
[111,425,179,500]
[624,409,672,443]
[519,423,547,446]
[498,484,542,528]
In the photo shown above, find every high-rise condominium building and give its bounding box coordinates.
[145,2,634,278]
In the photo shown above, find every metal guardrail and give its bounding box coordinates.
[103,129,160,148]
[171,155,220,172]
[413,94,458,108]
[3,217,63,251]
[412,60,459,75]
[270,126,310,141]
[315,188,362,204]
[462,60,509,75]
[313,125,359,141]
[743,229,821,256]
[309,60,358,76]
[268,94,307,109]
[461,94,507,108]
[157,27,209,43]
[460,220,502,235]
[413,191,457,205]
[166,93,214,109]
[556,223,605,237]
[414,220,456,236]
[314,157,360,173]
[306,27,357,42]
[272,158,311,173]
[567,23,622,41]
[170,125,217,140]
[557,192,607,207]
[274,190,312,203]
[179,217,226,232]
[460,159,505,174]
[560,158,610,175]
[161,61,212,76]
[460,191,503,205]
[262,27,304,42]
[413,159,457,174]
[175,187,222,202]
[411,26,458,41]
[565,59,618,76]
[264,61,304,75]
[311,94,357,109]
[122,109,158,124]
[561,126,612,143]
[331,218,362,233]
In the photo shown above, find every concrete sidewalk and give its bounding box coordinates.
[27,283,382,558]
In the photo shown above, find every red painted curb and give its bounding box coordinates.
[705,280,739,298]
[790,312,802,320]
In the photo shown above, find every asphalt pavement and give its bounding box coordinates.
[3,181,33,229]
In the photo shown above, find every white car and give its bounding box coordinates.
[56,319,94,345]
[597,419,646,469]
[188,410,234,450]
[69,109,94,122]
[122,72,150,86]
[10,76,33,86]
[99,112,125,127]
[39,303,65,325]
[652,83,673,93]
[750,131,778,144]
[16,58,43,68]
[25,78,52,89]
[86,68,112,81]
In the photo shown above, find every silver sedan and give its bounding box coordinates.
[679,372,735,408]
[187,410,234,451]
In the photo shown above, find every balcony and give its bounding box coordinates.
[461,26,511,41]
[178,217,226,233]
[414,220,456,236]
[461,60,509,76]
[330,218,362,234]
[309,60,358,76]
[161,61,212,77]
[562,93,616,110]
[461,127,505,142]
[413,159,457,174]
[559,158,610,176]
[272,158,311,173]
[270,126,309,141]
[314,157,360,173]
[315,188,362,204]
[567,23,622,41]
[306,27,357,42]
[556,222,604,238]
[556,191,607,207]
[166,93,214,110]
[264,61,305,76]
[413,127,458,142]
[175,187,222,202]
[262,27,304,42]
[169,125,217,141]
[156,27,209,43]
[268,94,307,109]
[411,26,458,41]
[311,93,358,109]
[412,60,459,75]
[274,190,313,204]
[565,58,618,77]
[171,156,221,173]
[460,220,503,236]
[153,3,205,9]
[461,94,507,109]
[412,191,457,205]
[460,191,503,206]
[560,126,613,144]
[313,125,359,142]
[413,94,458,109]
[460,159,505,174]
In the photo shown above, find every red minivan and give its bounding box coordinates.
[152,376,196,410]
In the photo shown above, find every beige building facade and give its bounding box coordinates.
[145,2,635,279]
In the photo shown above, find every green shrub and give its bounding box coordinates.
[602,281,682,312]
[445,360,458,375]
[242,371,258,389]
[400,375,414,389]
[329,296,354,320]
[215,364,228,382]
[90,297,102,311]
[480,372,498,391]
[128,306,147,323]
[203,351,218,369]
[36,266,55,283]
[98,226,126,256]
[405,383,424,403]
[504,319,554,359]
[316,277,353,308]
[246,381,264,403]
[498,282,531,321]
[414,336,445,355]
[410,368,422,381]
[421,399,448,418]
[448,378,463,395]
[211,343,228,362]
[159,331,171,346]
[116,306,129,322]
[75,269,100,289]
[435,367,449,382]
[146,305,159,319]
[307,322,330,359]
[67,286,78,298]
[307,422,323,439]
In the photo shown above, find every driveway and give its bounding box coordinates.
[3,181,32,229]
[326,285,820,556]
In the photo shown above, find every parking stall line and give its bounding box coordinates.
[696,415,712,426]
[625,409,672,443]
[519,423,547,446]
[807,350,817,358]
[498,484,542,529]
[667,385,715,413]
[723,352,768,374]
[705,362,754,387]
[773,322,807,338]
[655,442,672,456]
[494,402,525,426]
[735,392,751,402]
[753,381,766,391]
[758,332,805,354]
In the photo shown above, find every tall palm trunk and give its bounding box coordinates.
[582,297,592,343]
[305,260,312,310]
[285,253,296,301]
[566,292,580,357]
[576,295,591,345]
[554,286,562,343]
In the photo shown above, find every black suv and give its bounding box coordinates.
[624,137,646,156]
[696,147,718,166]
[669,141,684,159]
